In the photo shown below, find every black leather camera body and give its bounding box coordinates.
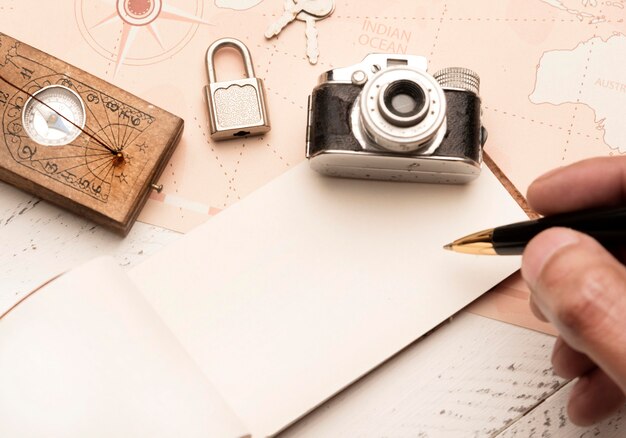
[306,55,487,184]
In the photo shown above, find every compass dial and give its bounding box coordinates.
[22,85,86,147]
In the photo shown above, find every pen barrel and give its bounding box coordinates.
[492,206,626,255]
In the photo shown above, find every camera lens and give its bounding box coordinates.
[378,79,430,128]
[358,65,447,154]
[383,80,426,119]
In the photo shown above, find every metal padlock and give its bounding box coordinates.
[204,38,271,140]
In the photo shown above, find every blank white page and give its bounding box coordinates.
[129,164,527,437]
[0,257,248,438]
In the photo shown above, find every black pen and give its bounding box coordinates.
[444,205,626,255]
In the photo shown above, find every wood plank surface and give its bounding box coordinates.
[0,183,179,313]
[280,312,565,437]
[497,380,625,438]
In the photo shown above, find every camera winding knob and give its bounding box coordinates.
[433,67,480,96]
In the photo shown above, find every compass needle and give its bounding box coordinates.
[46,115,72,136]
[35,104,54,120]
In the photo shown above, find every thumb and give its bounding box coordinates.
[522,227,626,391]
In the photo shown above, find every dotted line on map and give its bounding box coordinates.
[265,142,290,166]
[255,48,300,170]
[255,45,304,164]
[254,42,335,70]
[261,14,616,23]
[259,86,300,163]
[165,159,179,195]
[335,16,614,23]
[484,106,602,142]
[234,40,293,193]
[104,27,122,77]
[561,7,602,161]
[262,46,275,76]
[563,107,578,160]
[255,43,319,166]
[195,116,233,207]
[429,3,448,58]
[265,87,306,111]
[228,142,247,202]
[0,0,14,11]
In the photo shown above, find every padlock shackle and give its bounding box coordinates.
[206,37,256,84]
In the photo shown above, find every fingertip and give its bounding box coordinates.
[568,375,596,427]
[567,369,625,426]
[526,167,562,205]
[526,167,566,213]
[526,156,626,215]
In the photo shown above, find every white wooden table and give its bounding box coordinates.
[1,182,624,437]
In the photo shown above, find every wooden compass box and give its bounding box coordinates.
[0,33,183,235]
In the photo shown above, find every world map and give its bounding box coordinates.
[0,0,624,232]
[531,33,626,154]
[483,0,625,194]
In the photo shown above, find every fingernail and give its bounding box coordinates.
[570,374,591,399]
[529,295,549,322]
[522,228,580,288]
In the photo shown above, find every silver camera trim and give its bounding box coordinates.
[308,150,481,184]
[318,54,429,85]
[358,66,447,153]
[351,96,448,156]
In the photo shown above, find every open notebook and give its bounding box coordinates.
[0,164,527,437]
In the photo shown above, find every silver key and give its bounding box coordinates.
[265,0,304,39]
[296,0,335,18]
[265,0,335,64]
[296,0,334,64]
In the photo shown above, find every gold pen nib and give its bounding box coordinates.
[443,228,497,255]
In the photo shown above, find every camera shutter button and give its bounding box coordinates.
[351,70,368,85]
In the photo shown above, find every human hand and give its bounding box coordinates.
[521,156,626,426]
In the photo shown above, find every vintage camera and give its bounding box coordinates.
[306,54,487,183]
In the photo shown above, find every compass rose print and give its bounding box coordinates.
[75,0,209,75]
